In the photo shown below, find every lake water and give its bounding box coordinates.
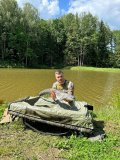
[0,69,120,107]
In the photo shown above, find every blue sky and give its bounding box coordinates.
[59,0,69,11]
[16,0,120,30]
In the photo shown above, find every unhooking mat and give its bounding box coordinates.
[8,96,94,133]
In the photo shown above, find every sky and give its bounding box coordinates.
[16,0,120,30]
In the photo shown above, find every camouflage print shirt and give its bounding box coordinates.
[52,80,74,95]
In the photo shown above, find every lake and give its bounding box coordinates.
[0,69,120,107]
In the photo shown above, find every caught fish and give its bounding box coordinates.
[38,88,75,101]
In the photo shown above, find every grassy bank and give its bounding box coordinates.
[0,103,60,160]
[70,66,120,73]
[0,94,120,160]
[1,63,120,72]
[55,95,120,160]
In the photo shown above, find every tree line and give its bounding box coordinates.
[0,0,120,68]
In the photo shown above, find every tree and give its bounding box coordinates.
[63,13,99,66]
[21,2,39,66]
[49,19,66,66]
[0,0,116,68]
[0,0,20,61]
[110,30,120,68]
[96,21,112,67]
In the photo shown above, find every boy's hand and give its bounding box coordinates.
[50,90,56,100]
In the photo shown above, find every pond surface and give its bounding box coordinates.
[0,69,120,107]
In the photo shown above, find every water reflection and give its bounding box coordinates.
[64,70,120,107]
[0,69,120,107]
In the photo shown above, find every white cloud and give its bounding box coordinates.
[16,0,120,29]
[16,0,32,7]
[16,0,60,19]
[68,0,120,29]
[39,0,60,18]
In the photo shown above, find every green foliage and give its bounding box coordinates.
[56,134,120,160]
[0,118,59,159]
[71,66,120,73]
[96,21,111,67]
[109,30,120,68]
[111,93,120,109]
[96,93,120,122]
[0,0,119,68]
[0,103,8,119]
[0,60,24,68]
[0,95,120,159]
[54,95,120,160]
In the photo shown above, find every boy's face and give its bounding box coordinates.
[55,73,65,84]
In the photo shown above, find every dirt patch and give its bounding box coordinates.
[37,148,65,160]
[104,121,120,134]
[0,121,65,160]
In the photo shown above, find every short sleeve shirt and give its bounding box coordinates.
[52,80,74,95]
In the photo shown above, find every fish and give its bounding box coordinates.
[38,88,75,102]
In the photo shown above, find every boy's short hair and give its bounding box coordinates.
[55,70,63,75]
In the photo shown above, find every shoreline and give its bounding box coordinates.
[0,66,120,73]
[70,66,120,73]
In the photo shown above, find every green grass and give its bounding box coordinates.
[0,94,120,159]
[0,120,60,160]
[0,103,8,119]
[70,66,120,73]
[55,94,120,160]
[55,133,120,160]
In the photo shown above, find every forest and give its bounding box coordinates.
[0,0,120,68]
